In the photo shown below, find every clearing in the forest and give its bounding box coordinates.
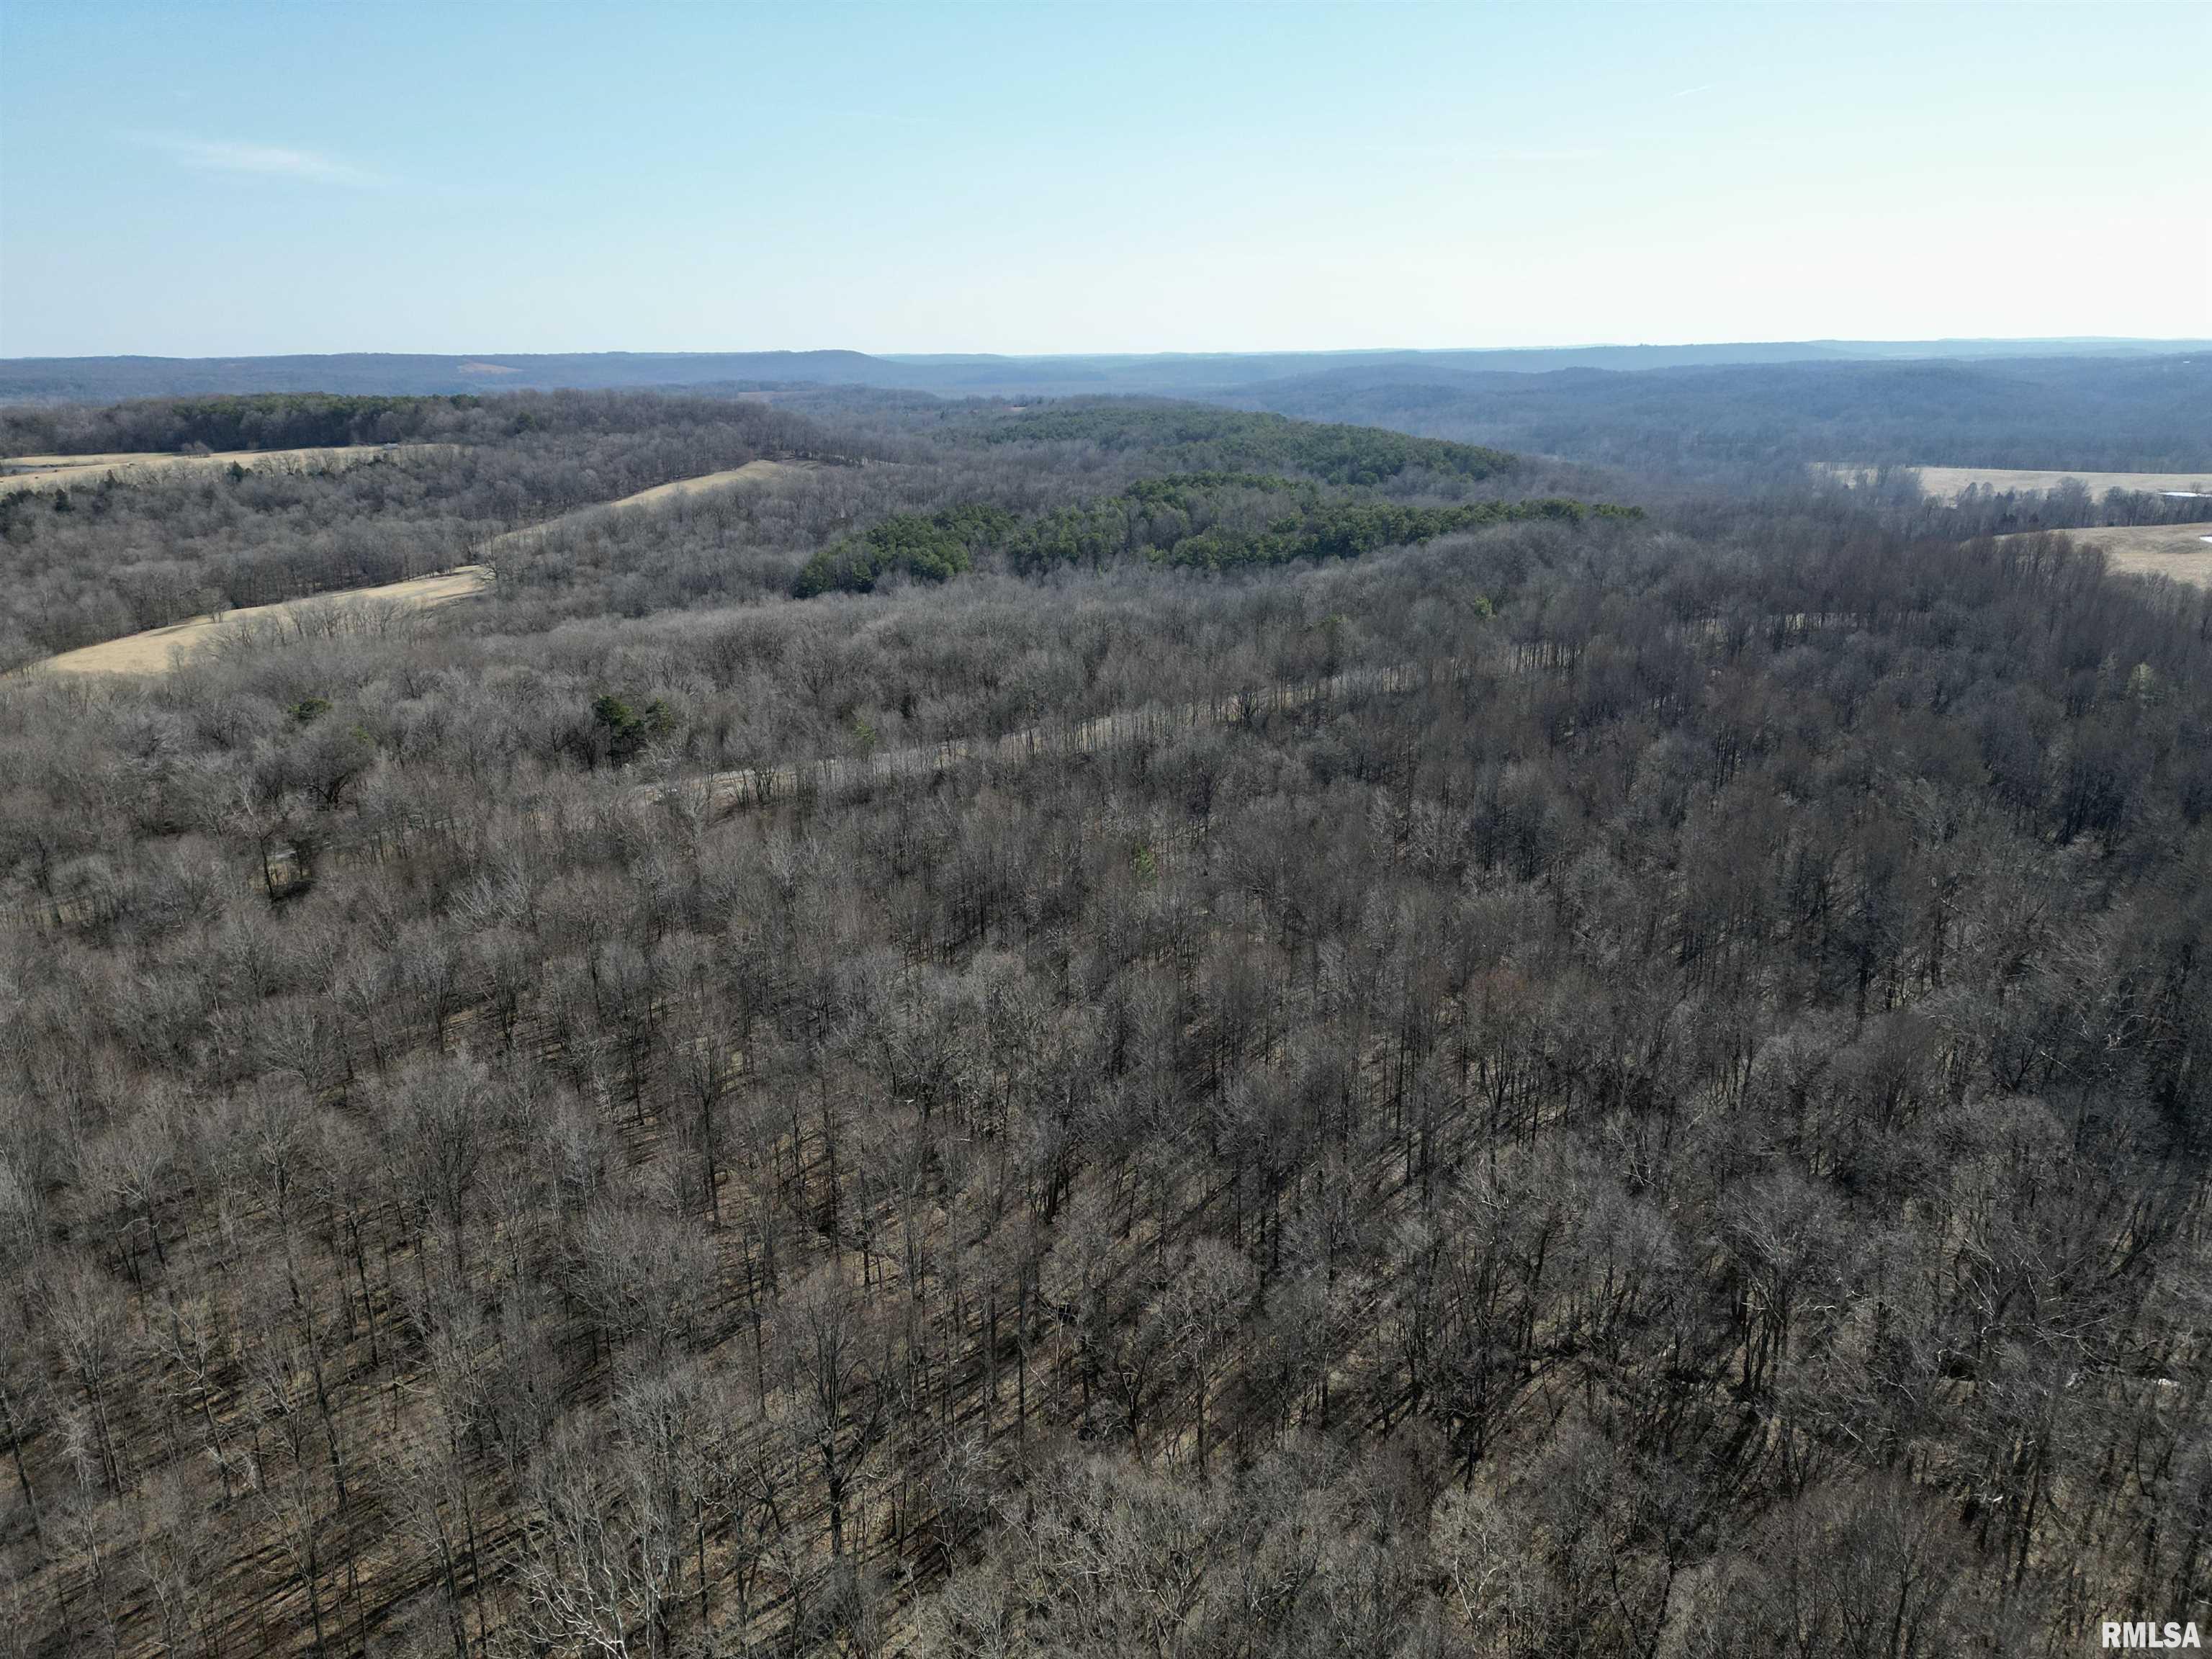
[30,565,493,675]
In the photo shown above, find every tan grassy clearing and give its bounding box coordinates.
[0,443,456,492]
[2014,522,2212,588]
[30,565,493,676]
[600,456,810,510]
[1820,462,2212,502]
[484,456,819,550]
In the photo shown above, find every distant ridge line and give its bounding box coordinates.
[3,340,2205,404]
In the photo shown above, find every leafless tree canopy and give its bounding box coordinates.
[3,385,2210,1656]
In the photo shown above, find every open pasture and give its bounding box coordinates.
[1822,462,2212,502]
[28,565,493,675]
[2032,521,2212,587]
[483,455,819,551]
[593,455,812,511]
[0,442,454,491]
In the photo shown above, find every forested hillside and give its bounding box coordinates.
[3,389,2211,1658]
[0,395,498,457]
[0,397,1592,669]
[1221,354,2212,481]
[0,394,858,667]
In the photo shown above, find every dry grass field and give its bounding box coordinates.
[479,455,822,557]
[563,454,812,516]
[2020,521,2212,587]
[482,456,814,552]
[1821,463,2212,502]
[599,455,809,509]
[29,565,493,675]
[0,442,454,491]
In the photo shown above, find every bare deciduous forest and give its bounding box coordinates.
[4,379,2211,1659]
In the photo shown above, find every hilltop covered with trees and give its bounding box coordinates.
[793,474,1633,596]
[977,403,1521,486]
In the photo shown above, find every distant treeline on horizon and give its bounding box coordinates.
[2,337,2204,403]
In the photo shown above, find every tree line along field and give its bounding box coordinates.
[1817,463,2212,503]
[27,567,495,678]
[17,456,823,678]
[0,444,459,494]
[1905,464,2212,500]
[2010,521,2212,587]
[2,387,2211,1658]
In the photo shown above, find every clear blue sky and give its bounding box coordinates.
[2,1,2205,357]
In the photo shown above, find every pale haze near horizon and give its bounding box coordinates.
[1,0,2206,359]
